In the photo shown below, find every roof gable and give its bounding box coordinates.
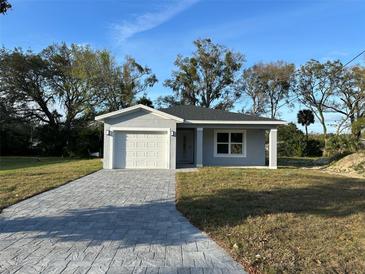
[95,104,184,122]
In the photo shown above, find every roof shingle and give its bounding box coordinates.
[159,105,283,122]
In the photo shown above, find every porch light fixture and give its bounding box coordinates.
[106,130,112,136]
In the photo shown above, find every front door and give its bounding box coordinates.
[176,130,194,164]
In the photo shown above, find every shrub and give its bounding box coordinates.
[304,139,323,157]
[325,135,361,156]
[34,123,103,157]
[278,123,325,157]
[65,125,103,157]
[0,122,34,156]
[278,123,307,157]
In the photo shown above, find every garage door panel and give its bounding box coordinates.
[124,147,161,153]
[118,131,168,169]
[146,151,158,157]
[123,151,163,157]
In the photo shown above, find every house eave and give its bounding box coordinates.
[183,120,288,125]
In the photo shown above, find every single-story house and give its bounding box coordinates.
[95,104,287,170]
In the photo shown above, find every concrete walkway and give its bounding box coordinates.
[0,170,245,274]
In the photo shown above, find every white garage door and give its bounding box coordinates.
[120,131,169,169]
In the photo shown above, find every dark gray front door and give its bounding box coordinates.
[177,130,194,164]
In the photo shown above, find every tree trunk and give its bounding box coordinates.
[350,114,361,140]
[318,111,328,156]
[36,97,58,129]
[305,125,308,141]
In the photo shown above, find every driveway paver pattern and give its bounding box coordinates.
[0,170,245,274]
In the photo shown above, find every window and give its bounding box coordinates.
[216,133,229,154]
[214,130,246,157]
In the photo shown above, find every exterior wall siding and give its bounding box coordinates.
[101,108,272,169]
[103,109,177,169]
[201,128,266,166]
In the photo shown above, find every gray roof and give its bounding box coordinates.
[160,105,283,122]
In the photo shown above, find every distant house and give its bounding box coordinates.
[95,104,286,169]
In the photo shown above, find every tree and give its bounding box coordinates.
[163,38,244,110]
[0,47,66,154]
[278,123,323,157]
[42,43,101,131]
[240,61,295,118]
[156,95,182,108]
[0,98,35,155]
[323,65,365,138]
[136,96,154,108]
[240,67,268,115]
[0,0,11,14]
[96,56,157,112]
[0,44,155,156]
[0,48,60,129]
[297,109,315,140]
[294,60,338,145]
[277,123,306,157]
[351,117,365,139]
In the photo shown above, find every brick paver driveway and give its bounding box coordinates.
[0,170,245,274]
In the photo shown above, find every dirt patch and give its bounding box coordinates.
[325,152,365,178]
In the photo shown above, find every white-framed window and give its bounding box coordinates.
[214,130,246,157]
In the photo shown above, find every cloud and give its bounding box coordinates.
[113,0,198,42]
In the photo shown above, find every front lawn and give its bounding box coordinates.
[0,157,102,211]
[277,156,329,167]
[176,168,365,273]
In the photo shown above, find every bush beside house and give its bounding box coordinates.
[278,123,323,157]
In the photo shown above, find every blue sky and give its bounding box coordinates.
[1,0,365,133]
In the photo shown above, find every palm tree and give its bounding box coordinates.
[0,0,12,14]
[297,109,315,140]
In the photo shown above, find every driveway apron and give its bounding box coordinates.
[0,170,245,274]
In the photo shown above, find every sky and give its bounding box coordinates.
[1,0,365,133]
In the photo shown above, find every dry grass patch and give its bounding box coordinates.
[0,157,102,211]
[176,168,365,273]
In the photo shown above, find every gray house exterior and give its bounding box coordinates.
[95,104,286,170]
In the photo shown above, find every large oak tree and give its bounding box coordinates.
[0,48,60,129]
[95,56,157,112]
[324,64,365,136]
[162,38,244,110]
[43,44,102,130]
[241,61,295,118]
[0,44,156,155]
[294,60,340,144]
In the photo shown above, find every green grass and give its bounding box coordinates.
[0,157,102,211]
[277,156,329,167]
[176,168,365,273]
[0,157,76,170]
